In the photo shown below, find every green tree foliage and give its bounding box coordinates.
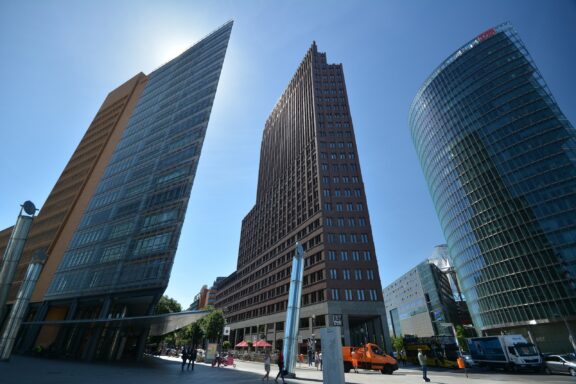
[455,325,469,352]
[155,295,182,314]
[222,340,231,350]
[392,336,404,353]
[205,310,225,342]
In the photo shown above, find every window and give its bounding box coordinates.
[352,251,360,261]
[354,189,362,197]
[352,176,359,183]
[344,189,352,197]
[364,251,372,261]
[324,217,333,226]
[328,251,337,261]
[324,203,332,211]
[355,269,363,280]
[347,203,354,211]
[323,189,330,197]
[340,251,349,261]
[329,269,338,279]
[361,234,369,243]
[357,203,364,211]
[342,269,350,280]
[133,233,171,256]
[359,218,366,226]
[369,289,378,301]
[350,234,358,243]
[357,290,365,301]
[327,233,336,243]
[331,289,340,300]
[101,245,126,263]
[336,203,343,212]
[109,221,133,239]
[337,217,345,227]
[339,233,347,243]
[334,189,341,197]
[348,218,356,227]
[345,289,353,301]
[366,270,375,280]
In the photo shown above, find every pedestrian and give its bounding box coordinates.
[188,346,197,370]
[351,348,359,373]
[308,348,314,367]
[418,349,431,382]
[275,350,285,383]
[319,351,323,371]
[181,346,189,371]
[315,351,320,370]
[262,350,271,381]
[400,349,407,367]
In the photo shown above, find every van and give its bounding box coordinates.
[342,343,398,374]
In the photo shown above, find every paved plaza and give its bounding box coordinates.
[1,355,573,384]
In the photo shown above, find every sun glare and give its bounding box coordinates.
[156,39,195,66]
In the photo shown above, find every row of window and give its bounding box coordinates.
[327,250,372,261]
[330,288,379,301]
[322,188,362,197]
[324,202,364,212]
[324,217,367,227]
[326,233,370,244]
[328,268,376,280]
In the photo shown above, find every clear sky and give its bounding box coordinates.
[1,0,575,309]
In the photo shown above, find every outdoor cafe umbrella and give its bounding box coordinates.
[253,339,272,348]
[235,341,249,348]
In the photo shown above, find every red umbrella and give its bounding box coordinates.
[235,341,249,348]
[253,340,272,348]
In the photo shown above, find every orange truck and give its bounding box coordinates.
[342,343,399,374]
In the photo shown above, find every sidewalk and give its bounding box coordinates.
[0,354,554,384]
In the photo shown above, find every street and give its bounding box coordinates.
[1,354,574,384]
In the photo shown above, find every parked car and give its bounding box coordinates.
[544,354,576,376]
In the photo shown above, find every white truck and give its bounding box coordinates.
[467,335,542,371]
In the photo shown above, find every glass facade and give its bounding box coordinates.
[409,23,576,331]
[46,22,233,299]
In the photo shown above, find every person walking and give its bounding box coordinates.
[418,349,431,382]
[262,350,271,381]
[181,346,189,371]
[308,348,314,367]
[188,346,197,370]
[319,351,323,371]
[275,350,285,383]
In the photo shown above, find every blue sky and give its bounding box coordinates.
[1,1,575,308]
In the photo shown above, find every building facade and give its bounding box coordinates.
[409,23,576,353]
[0,21,232,360]
[384,246,470,338]
[216,43,390,352]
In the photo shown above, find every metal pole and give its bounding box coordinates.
[0,250,46,361]
[0,210,34,324]
[283,242,305,377]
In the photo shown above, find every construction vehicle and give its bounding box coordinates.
[342,343,398,374]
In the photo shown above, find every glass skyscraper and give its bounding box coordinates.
[410,23,576,353]
[0,21,232,360]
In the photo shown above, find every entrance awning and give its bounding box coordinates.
[22,309,210,336]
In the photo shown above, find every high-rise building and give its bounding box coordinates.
[383,246,471,338]
[216,43,390,351]
[409,23,576,353]
[0,21,232,360]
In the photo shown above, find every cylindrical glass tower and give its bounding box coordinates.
[409,23,576,348]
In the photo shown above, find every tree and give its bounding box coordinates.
[189,321,203,346]
[155,295,182,314]
[455,325,469,352]
[392,336,404,354]
[205,310,225,342]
